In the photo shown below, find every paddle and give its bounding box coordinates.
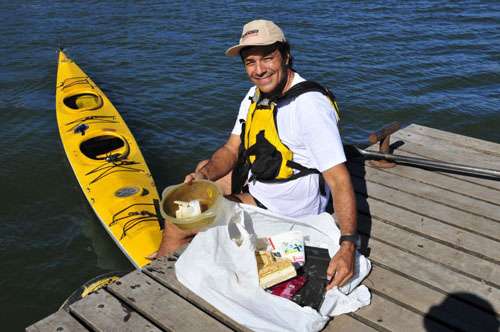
[344,122,500,180]
[347,145,500,180]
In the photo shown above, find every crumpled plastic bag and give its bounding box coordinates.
[175,201,371,332]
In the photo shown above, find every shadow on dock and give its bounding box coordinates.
[424,292,499,332]
[344,148,372,258]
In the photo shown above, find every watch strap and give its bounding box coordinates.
[339,234,358,246]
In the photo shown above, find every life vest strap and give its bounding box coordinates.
[277,81,340,119]
[255,160,326,196]
[232,80,338,195]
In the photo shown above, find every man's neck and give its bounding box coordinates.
[281,69,295,95]
[260,69,294,101]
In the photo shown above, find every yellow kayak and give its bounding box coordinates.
[55,50,162,268]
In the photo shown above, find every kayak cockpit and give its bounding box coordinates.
[80,134,129,160]
[64,93,103,111]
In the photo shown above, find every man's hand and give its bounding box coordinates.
[184,170,207,184]
[184,134,241,185]
[326,242,356,290]
[146,222,198,260]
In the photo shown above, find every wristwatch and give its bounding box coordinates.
[339,234,359,248]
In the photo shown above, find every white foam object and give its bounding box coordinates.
[174,200,201,218]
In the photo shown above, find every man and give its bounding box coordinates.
[156,20,357,290]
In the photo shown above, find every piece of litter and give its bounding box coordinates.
[174,200,202,218]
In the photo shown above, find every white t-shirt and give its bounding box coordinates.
[231,73,346,217]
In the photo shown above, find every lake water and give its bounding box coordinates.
[1,1,499,329]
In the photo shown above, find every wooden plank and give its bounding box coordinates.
[391,129,500,190]
[26,310,88,332]
[366,265,497,331]
[366,238,500,314]
[348,157,500,206]
[358,214,500,287]
[69,289,160,332]
[353,192,500,263]
[323,314,378,332]
[349,161,500,222]
[405,124,500,156]
[352,292,454,332]
[351,177,500,243]
[394,125,500,167]
[107,269,233,332]
[143,256,252,332]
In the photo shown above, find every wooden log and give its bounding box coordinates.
[25,310,87,332]
[69,289,160,332]
[143,256,252,332]
[368,122,401,145]
[107,269,233,332]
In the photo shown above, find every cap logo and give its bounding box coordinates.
[242,29,259,40]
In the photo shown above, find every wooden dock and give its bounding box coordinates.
[27,124,500,332]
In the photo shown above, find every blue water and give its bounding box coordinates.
[1,1,499,329]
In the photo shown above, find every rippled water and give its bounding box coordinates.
[1,1,499,329]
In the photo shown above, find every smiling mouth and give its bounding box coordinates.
[256,75,273,82]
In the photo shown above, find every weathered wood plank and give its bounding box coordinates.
[69,289,160,332]
[349,161,500,222]
[25,310,88,332]
[351,177,500,243]
[353,192,500,262]
[394,126,500,167]
[365,265,497,331]
[391,130,500,190]
[405,124,500,156]
[323,314,378,332]
[365,238,500,314]
[143,256,252,332]
[353,147,500,206]
[358,214,500,287]
[28,124,500,331]
[107,269,233,332]
[353,292,454,332]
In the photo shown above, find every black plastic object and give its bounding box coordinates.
[292,246,331,310]
[74,123,89,135]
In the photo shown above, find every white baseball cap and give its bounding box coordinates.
[225,19,286,57]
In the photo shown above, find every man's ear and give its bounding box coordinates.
[285,55,290,65]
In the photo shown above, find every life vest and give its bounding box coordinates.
[231,81,340,194]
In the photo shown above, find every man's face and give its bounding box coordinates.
[241,45,287,94]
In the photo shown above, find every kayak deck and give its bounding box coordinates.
[28,124,500,331]
[55,51,162,268]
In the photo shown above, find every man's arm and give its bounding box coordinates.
[322,162,357,290]
[150,134,242,259]
[185,133,241,182]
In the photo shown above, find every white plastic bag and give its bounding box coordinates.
[175,203,371,332]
